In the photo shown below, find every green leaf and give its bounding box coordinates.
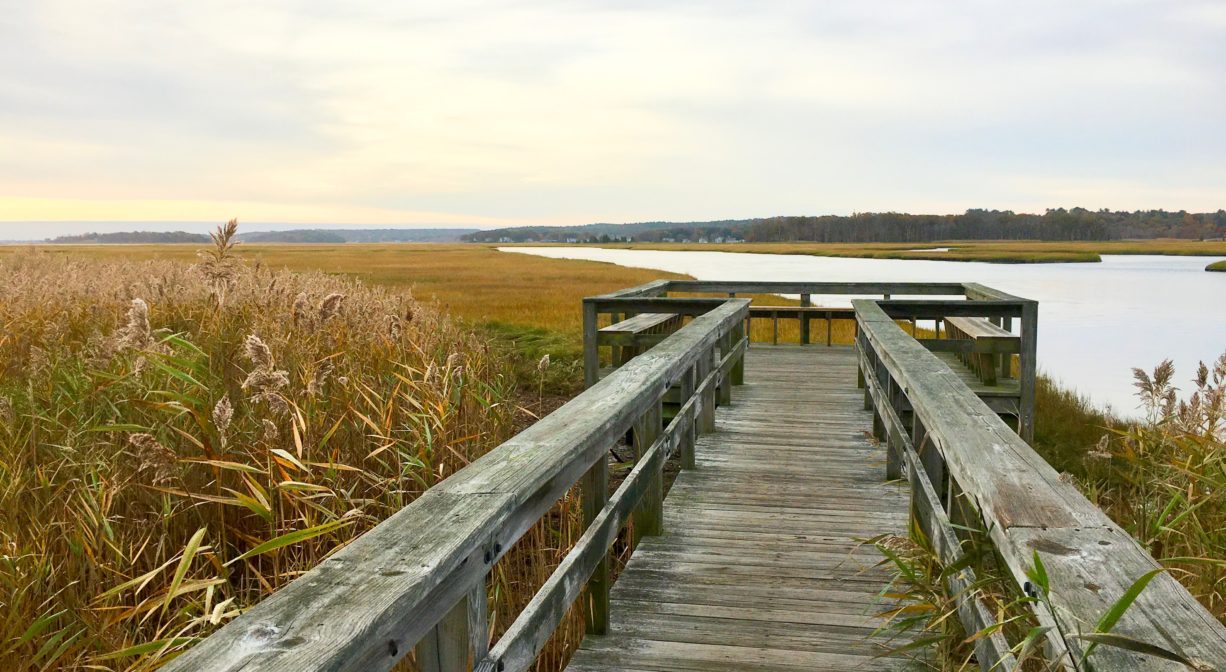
[164,527,207,613]
[1075,632,1196,667]
[145,357,205,390]
[93,637,195,661]
[86,423,151,433]
[1083,568,1164,661]
[1026,550,1049,593]
[224,518,355,566]
[12,609,65,649]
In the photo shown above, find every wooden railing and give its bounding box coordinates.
[163,298,748,672]
[166,278,1225,672]
[583,280,1037,441]
[856,298,1226,670]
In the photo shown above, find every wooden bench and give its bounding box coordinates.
[942,316,1019,385]
[598,312,683,367]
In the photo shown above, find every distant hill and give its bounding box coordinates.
[44,228,480,245]
[239,228,479,243]
[466,209,1226,244]
[47,231,210,244]
[464,221,751,243]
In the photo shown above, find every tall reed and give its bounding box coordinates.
[1079,354,1226,620]
[0,229,524,669]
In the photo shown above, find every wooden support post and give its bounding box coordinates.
[772,311,779,345]
[999,316,1014,380]
[1019,302,1038,443]
[467,582,489,663]
[699,351,716,434]
[731,321,745,386]
[799,293,811,344]
[582,300,599,388]
[826,314,833,346]
[857,362,866,390]
[717,332,733,406]
[415,594,472,672]
[632,403,664,543]
[680,366,697,469]
[579,453,609,635]
[915,418,945,502]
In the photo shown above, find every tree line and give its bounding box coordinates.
[466,208,1226,244]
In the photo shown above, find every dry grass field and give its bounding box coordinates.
[8,244,686,336]
[0,235,703,671]
[4,236,1221,671]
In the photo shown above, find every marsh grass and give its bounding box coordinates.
[1078,355,1226,620]
[876,354,1226,669]
[0,236,569,669]
[1207,260,1226,272]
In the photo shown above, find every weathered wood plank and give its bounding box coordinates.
[855,299,1226,670]
[564,346,916,672]
[164,300,751,672]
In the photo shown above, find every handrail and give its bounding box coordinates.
[582,280,1037,441]
[164,298,750,672]
[165,275,1225,672]
[855,299,1226,670]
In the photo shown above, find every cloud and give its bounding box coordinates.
[1,0,1223,229]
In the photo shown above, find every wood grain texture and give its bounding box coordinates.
[565,347,924,672]
[855,299,1226,670]
[162,300,751,672]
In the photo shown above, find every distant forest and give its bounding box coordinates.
[465,208,1226,244]
[45,231,210,244]
[44,228,479,244]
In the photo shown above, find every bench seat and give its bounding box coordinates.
[943,316,1019,385]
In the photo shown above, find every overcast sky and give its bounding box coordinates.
[2,0,1224,238]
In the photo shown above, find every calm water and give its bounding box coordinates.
[505,247,1226,414]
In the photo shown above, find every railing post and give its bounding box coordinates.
[580,452,609,635]
[680,366,698,469]
[582,299,599,388]
[718,331,733,406]
[799,293,811,344]
[468,582,489,663]
[415,594,473,672]
[731,321,745,386]
[1019,301,1038,443]
[695,348,716,435]
[999,316,1014,381]
[632,402,664,543]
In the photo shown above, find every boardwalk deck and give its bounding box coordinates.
[565,346,918,672]
[171,280,1226,672]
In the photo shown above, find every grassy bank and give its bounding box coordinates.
[2,243,690,397]
[1208,260,1226,272]
[0,237,694,670]
[505,239,1226,264]
[9,238,1221,670]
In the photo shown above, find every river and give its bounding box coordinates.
[504,247,1226,414]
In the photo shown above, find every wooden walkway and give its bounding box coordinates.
[566,346,916,672]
